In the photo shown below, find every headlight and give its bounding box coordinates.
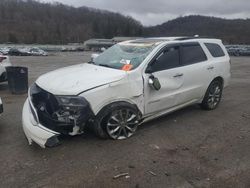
[56,96,89,109]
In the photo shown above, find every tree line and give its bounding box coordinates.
[0,0,143,44]
[0,0,249,44]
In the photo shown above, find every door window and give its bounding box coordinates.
[181,43,207,65]
[150,46,180,72]
[205,43,225,57]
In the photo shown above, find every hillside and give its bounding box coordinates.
[145,15,250,44]
[0,0,249,44]
[0,0,143,44]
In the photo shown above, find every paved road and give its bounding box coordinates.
[0,53,250,188]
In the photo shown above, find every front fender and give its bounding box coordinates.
[80,75,144,115]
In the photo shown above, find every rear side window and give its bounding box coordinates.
[181,43,207,65]
[205,43,225,57]
[151,46,180,72]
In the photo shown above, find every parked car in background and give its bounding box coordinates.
[22,37,231,148]
[226,47,240,56]
[0,47,11,55]
[0,97,3,114]
[238,47,250,56]
[226,45,250,56]
[29,47,48,56]
[0,54,12,82]
[8,48,31,56]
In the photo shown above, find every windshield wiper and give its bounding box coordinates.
[88,61,96,64]
[98,64,112,68]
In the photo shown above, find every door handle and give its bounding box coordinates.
[207,66,214,70]
[173,73,183,78]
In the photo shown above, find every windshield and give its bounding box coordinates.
[92,43,156,71]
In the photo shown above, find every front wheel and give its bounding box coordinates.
[201,80,223,110]
[106,108,139,140]
[93,103,141,140]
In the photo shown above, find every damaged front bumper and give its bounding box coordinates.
[22,84,94,148]
[22,99,60,148]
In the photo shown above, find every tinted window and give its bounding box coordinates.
[151,46,180,72]
[205,43,225,57]
[181,43,207,65]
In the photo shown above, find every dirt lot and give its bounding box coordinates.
[0,53,250,188]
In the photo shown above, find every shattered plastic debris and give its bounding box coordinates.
[149,144,160,150]
[148,171,157,176]
[113,173,129,179]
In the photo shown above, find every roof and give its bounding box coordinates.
[121,37,222,46]
[112,37,142,42]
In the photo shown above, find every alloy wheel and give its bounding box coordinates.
[106,109,139,140]
[207,84,222,109]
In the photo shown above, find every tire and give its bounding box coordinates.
[201,80,223,110]
[93,102,141,140]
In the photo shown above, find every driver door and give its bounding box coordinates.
[143,45,184,115]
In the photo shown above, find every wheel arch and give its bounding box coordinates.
[212,76,224,87]
[95,100,142,118]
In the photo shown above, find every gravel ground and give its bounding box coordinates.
[0,53,250,188]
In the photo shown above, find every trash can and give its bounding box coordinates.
[6,66,28,94]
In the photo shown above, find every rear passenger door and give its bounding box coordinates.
[176,42,213,104]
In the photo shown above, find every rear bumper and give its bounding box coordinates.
[22,99,60,148]
[223,72,231,88]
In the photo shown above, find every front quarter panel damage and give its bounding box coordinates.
[80,73,144,115]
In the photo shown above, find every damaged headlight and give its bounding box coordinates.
[56,96,89,109]
[53,96,92,127]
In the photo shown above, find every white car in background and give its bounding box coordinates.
[29,48,48,56]
[0,97,3,114]
[22,37,231,148]
[0,54,12,82]
[0,47,11,55]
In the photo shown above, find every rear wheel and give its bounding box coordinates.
[201,80,223,110]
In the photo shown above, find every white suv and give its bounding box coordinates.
[22,37,231,148]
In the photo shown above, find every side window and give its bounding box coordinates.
[181,43,207,65]
[151,46,180,72]
[205,43,225,57]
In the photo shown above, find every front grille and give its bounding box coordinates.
[29,84,74,134]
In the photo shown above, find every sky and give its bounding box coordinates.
[42,0,250,26]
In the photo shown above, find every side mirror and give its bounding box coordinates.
[91,53,99,61]
[149,75,161,91]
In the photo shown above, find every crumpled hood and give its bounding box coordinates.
[36,63,126,95]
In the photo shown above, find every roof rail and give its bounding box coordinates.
[175,35,200,41]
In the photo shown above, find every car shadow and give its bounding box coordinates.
[140,104,202,131]
[27,104,204,150]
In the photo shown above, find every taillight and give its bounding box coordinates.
[0,56,7,63]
